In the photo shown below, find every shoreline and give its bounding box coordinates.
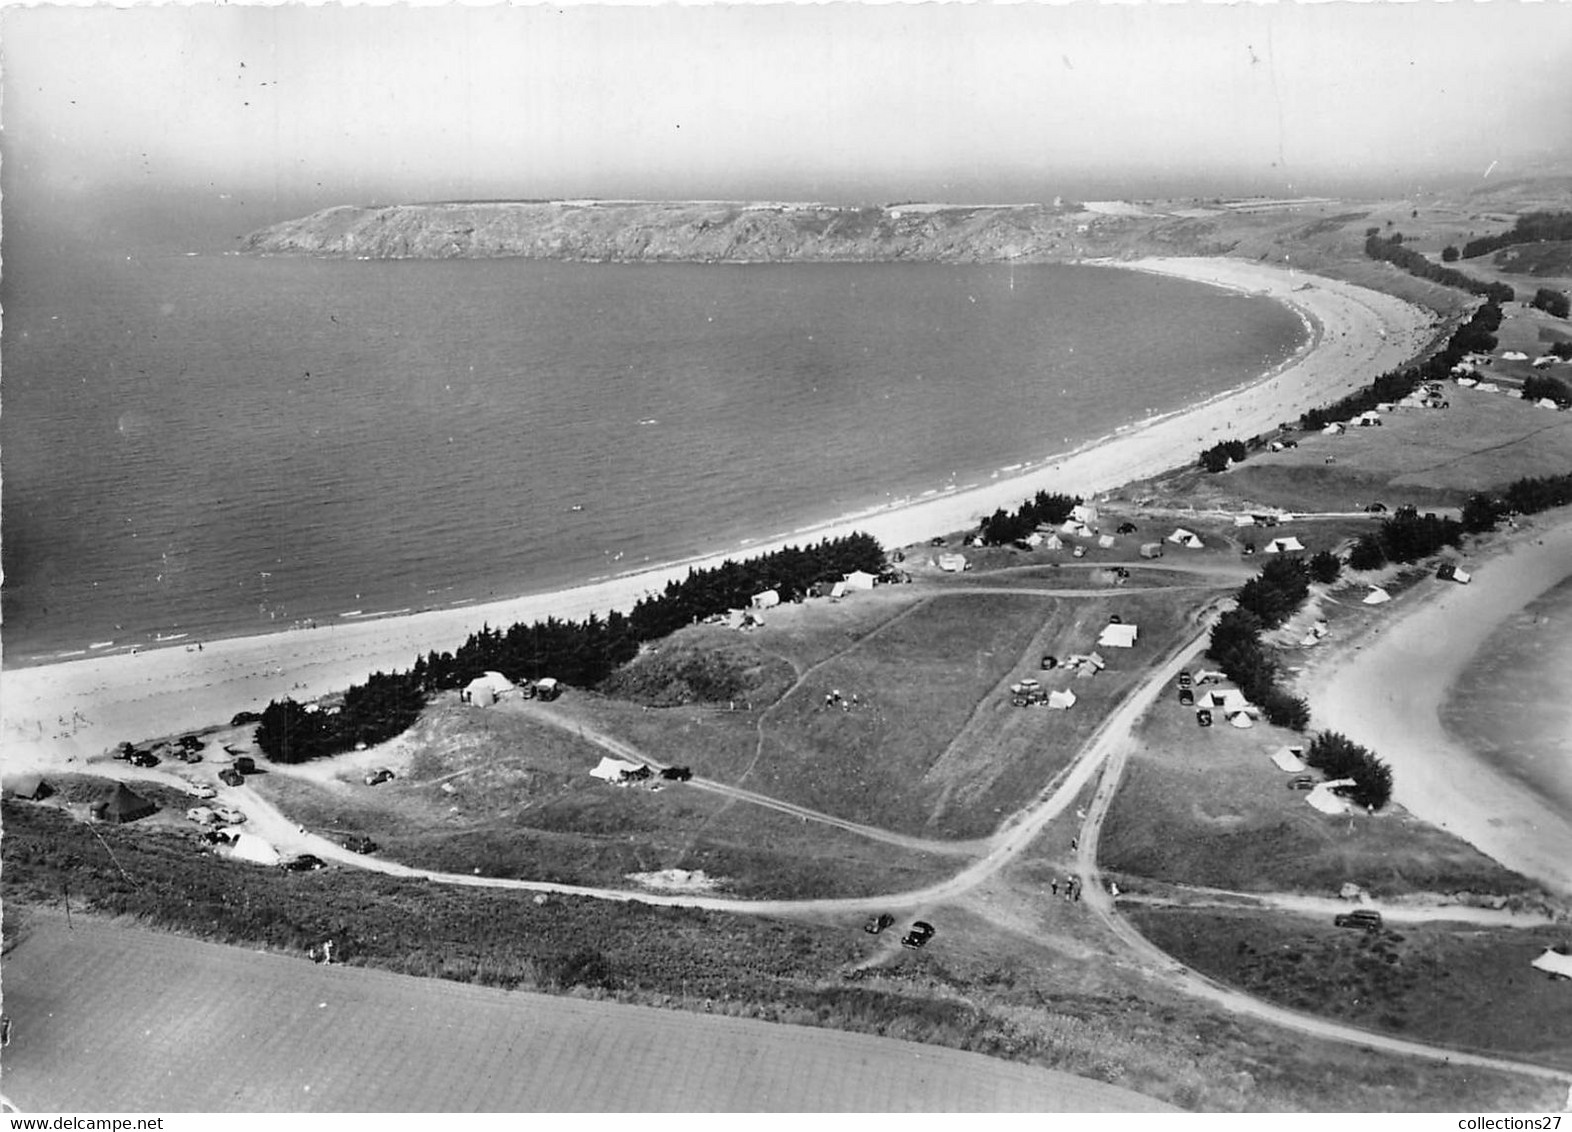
[1306,510,1572,897]
[0,255,1439,774]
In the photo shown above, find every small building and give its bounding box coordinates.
[1097,623,1138,649]
[1139,542,1164,559]
[843,570,879,591]
[751,589,781,610]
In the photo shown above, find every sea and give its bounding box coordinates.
[1,240,1307,666]
[1439,576,1572,815]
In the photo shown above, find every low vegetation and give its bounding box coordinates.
[256,533,886,763]
[1365,231,1514,304]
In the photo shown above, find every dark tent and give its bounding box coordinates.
[5,775,52,801]
[100,782,156,823]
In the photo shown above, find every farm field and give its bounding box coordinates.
[2,914,1171,1112]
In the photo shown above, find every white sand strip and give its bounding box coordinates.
[1307,514,1572,896]
[0,258,1438,774]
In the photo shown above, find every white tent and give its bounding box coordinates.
[1477,382,1502,393]
[844,570,879,591]
[1097,534,1116,549]
[1538,398,1561,410]
[1265,537,1305,553]
[1047,689,1077,710]
[1097,623,1139,649]
[1363,587,1392,605]
[1451,568,1472,585]
[1167,528,1203,549]
[1530,949,1572,979]
[1270,747,1307,773]
[1322,422,1345,435]
[1456,376,1479,388]
[1233,514,1256,527]
[1023,532,1044,548]
[229,833,281,867]
[463,670,514,706]
[936,554,968,573]
[1071,504,1099,525]
[1502,351,1528,361]
[591,757,642,782]
[1228,712,1254,729]
[1217,689,1254,716]
[751,589,780,610]
[1306,778,1357,815]
[1042,533,1064,551]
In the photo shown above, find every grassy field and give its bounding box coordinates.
[1099,687,1542,900]
[248,720,960,900]
[1129,906,1572,1067]
[5,801,1561,1112]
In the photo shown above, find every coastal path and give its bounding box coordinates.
[1107,881,1560,928]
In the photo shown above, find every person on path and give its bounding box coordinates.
[1051,879,1059,897]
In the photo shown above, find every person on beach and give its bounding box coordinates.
[1051,879,1059,897]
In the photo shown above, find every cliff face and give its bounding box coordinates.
[243,201,1115,263]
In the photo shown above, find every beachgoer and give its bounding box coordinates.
[1051,879,1059,896]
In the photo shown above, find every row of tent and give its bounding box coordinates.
[6,777,161,824]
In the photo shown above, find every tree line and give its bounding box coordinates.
[1531,288,1570,319]
[1462,471,1572,534]
[255,532,886,763]
[1364,232,1514,305]
[1460,211,1572,261]
[1345,505,1465,572]
[1205,554,1394,810]
[975,491,1082,545]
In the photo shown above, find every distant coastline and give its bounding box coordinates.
[0,256,1437,772]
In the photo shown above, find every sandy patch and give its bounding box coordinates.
[1,257,1437,778]
[1305,511,1572,896]
[626,868,724,893]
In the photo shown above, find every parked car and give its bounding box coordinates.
[363,768,395,786]
[659,766,692,781]
[1196,709,1214,728]
[1178,688,1195,706]
[127,751,160,768]
[1241,542,1256,556]
[186,807,218,825]
[281,854,326,873]
[214,807,246,825]
[342,835,378,855]
[114,742,136,761]
[1012,697,1031,708]
[187,783,218,800]
[1365,502,1389,514]
[1010,678,1041,694]
[174,748,203,764]
[1334,909,1383,931]
[197,829,230,846]
[863,913,895,935]
[230,711,263,726]
[1040,654,1059,670]
[218,768,245,787]
[1287,775,1317,791]
[233,756,256,775]
[1177,670,1192,688]
[1116,522,1138,535]
[901,921,936,950]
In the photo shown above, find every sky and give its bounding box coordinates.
[3,1,1572,233]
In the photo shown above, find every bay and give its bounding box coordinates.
[1,251,1304,663]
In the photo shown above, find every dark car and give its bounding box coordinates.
[1241,542,1256,556]
[1365,502,1388,514]
[1116,522,1138,535]
[1178,688,1195,706]
[233,756,256,775]
[1196,709,1213,728]
[1287,774,1317,791]
[363,767,396,786]
[659,766,692,781]
[1040,654,1058,670]
[128,751,160,768]
[342,835,379,855]
[863,913,895,935]
[281,854,326,873]
[230,711,263,727]
[901,921,936,950]
[218,768,244,788]
[114,742,136,761]
[1334,909,1383,931]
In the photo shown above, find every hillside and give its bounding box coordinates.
[242,198,1243,263]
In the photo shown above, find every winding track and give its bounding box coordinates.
[86,565,1572,1088]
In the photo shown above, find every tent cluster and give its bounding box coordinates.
[460,671,560,705]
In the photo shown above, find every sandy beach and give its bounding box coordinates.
[1308,512,1572,896]
[1,256,1440,776]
